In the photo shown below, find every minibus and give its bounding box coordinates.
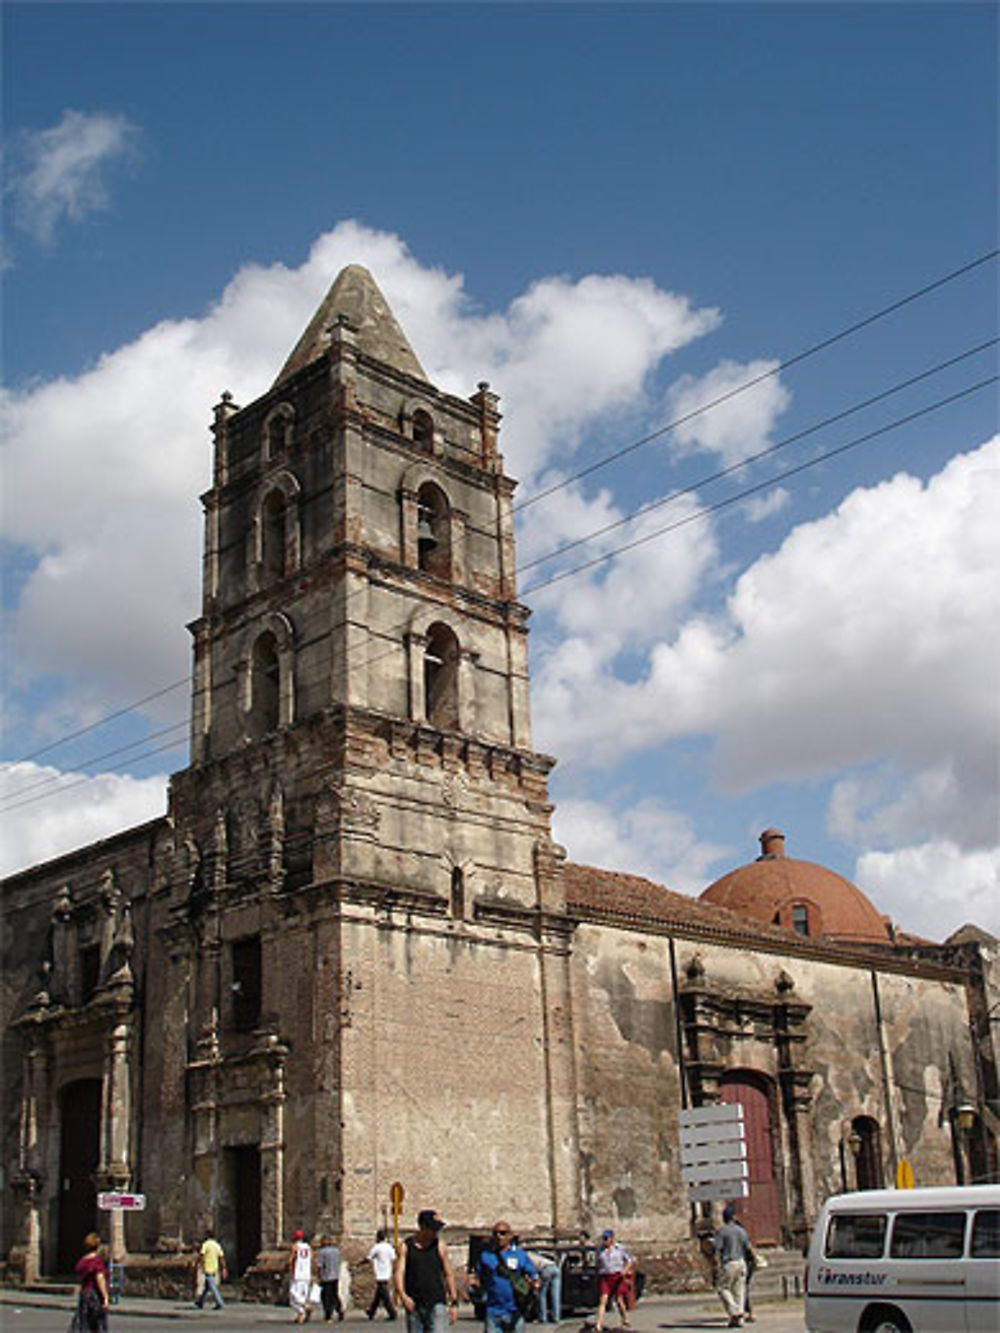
[804,1184,999,1332]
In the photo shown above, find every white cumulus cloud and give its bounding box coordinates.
[7,109,139,244]
[855,840,1000,939]
[533,438,1000,865]
[2,220,721,753]
[0,763,168,878]
[552,797,730,896]
[664,358,791,466]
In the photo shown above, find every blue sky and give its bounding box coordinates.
[2,2,998,937]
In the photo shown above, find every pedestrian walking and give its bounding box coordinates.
[743,1234,766,1324]
[394,1209,458,1333]
[194,1231,227,1310]
[289,1229,316,1324]
[593,1229,634,1333]
[317,1235,344,1322]
[468,1221,538,1333]
[71,1232,109,1333]
[712,1205,752,1329]
[367,1229,398,1320]
[525,1245,561,1324]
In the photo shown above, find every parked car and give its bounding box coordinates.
[465,1237,645,1319]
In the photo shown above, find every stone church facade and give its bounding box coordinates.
[2,268,996,1293]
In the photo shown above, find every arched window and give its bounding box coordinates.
[424,622,460,730]
[251,631,280,736]
[450,866,465,919]
[261,490,286,579]
[412,409,434,452]
[851,1115,883,1190]
[263,404,293,461]
[417,481,451,579]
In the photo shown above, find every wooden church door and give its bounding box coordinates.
[720,1071,781,1244]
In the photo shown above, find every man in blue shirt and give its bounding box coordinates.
[469,1222,538,1333]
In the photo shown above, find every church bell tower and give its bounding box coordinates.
[167,266,577,1245]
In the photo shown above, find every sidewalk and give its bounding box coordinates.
[0,1289,802,1327]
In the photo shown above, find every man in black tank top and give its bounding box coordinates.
[394,1210,459,1333]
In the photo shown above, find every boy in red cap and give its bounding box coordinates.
[289,1230,315,1323]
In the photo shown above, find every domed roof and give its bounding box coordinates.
[700,828,891,944]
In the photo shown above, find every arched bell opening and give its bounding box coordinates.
[424,622,460,731]
[416,482,451,579]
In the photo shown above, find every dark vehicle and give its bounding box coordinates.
[465,1238,644,1319]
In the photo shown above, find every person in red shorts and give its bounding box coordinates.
[593,1230,635,1333]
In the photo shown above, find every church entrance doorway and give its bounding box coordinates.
[224,1145,261,1276]
[57,1078,101,1273]
[720,1071,781,1244]
[851,1114,883,1190]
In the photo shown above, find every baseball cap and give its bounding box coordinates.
[417,1209,444,1231]
[293,1229,305,1240]
[602,1229,615,1240]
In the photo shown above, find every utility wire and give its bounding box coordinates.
[317,344,1000,679]
[7,250,996,773]
[521,375,997,597]
[345,370,997,675]
[10,676,191,765]
[0,735,187,815]
[514,248,999,514]
[0,719,189,806]
[4,373,993,817]
[518,338,997,576]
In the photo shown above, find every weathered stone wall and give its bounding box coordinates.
[569,925,688,1245]
[566,925,978,1259]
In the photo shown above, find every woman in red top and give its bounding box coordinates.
[73,1232,109,1333]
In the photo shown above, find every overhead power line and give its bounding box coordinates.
[3,372,993,818]
[521,374,997,597]
[0,720,189,808]
[6,250,995,777]
[514,247,999,514]
[315,367,997,686]
[518,339,997,576]
[0,734,186,816]
[10,676,191,766]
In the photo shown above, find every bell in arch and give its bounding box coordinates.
[417,507,438,550]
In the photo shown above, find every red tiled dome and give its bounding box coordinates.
[700,828,891,943]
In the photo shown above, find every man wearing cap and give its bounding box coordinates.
[289,1229,315,1324]
[394,1210,458,1333]
[712,1205,751,1328]
[593,1229,634,1333]
[468,1222,538,1333]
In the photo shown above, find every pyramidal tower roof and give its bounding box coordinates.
[273,264,427,387]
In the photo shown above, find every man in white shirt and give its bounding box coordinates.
[366,1229,398,1320]
[289,1229,315,1324]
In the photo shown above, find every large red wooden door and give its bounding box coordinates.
[720,1072,781,1244]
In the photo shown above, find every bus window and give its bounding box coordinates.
[825,1213,887,1259]
[889,1211,966,1259]
[970,1209,1000,1259]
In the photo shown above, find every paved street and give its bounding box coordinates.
[0,1293,807,1333]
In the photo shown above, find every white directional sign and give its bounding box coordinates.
[687,1179,750,1203]
[678,1103,748,1200]
[98,1192,147,1211]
